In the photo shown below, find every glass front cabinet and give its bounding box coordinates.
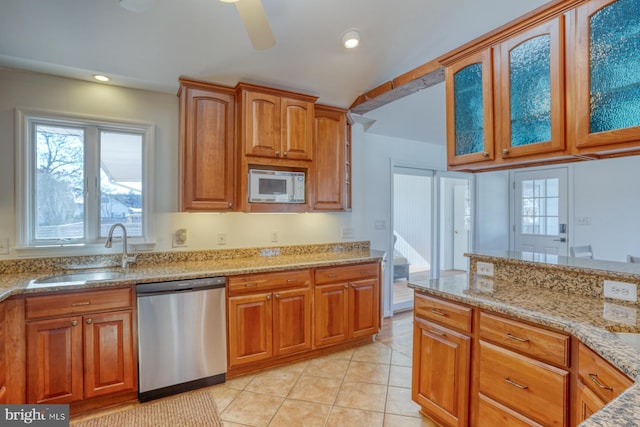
[446,49,495,167]
[497,16,566,160]
[445,0,640,171]
[572,0,640,152]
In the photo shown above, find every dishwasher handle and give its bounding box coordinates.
[136,277,225,295]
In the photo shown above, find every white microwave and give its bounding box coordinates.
[248,169,305,203]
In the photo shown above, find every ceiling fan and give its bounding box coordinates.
[119,0,275,51]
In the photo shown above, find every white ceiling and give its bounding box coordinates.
[0,0,549,142]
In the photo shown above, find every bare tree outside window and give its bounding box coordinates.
[35,125,85,240]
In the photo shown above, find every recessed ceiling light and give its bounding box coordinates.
[93,74,111,82]
[342,30,360,49]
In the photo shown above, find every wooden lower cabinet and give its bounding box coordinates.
[412,317,470,427]
[0,301,6,404]
[228,272,312,367]
[478,341,569,426]
[24,287,137,407]
[575,379,606,424]
[313,263,380,348]
[574,342,633,424]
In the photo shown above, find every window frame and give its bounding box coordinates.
[15,108,155,254]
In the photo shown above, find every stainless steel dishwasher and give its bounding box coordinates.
[136,276,226,402]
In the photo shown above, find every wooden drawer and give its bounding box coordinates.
[479,311,570,367]
[478,341,568,427]
[25,287,133,320]
[228,269,311,295]
[414,292,472,333]
[477,393,543,427]
[577,343,633,404]
[314,263,378,285]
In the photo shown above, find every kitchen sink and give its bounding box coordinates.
[30,270,125,287]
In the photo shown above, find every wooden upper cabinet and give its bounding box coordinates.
[497,16,566,159]
[179,78,236,212]
[311,105,348,211]
[571,0,640,153]
[446,48,495,168]
[281,98,314,160]
[243,91,281,158]
[237,83,316,162]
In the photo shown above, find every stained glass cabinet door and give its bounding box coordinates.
[446,49,495,167]
[498,16,566,159]
[574,0,640,151]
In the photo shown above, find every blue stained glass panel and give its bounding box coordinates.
[590,0,640,133]
[454,63,484,156]
[510,35,552,147]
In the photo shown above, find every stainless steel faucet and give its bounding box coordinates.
[105,223,137,270]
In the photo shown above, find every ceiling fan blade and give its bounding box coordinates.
[235,0,275,50]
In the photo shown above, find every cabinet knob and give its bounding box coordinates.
[344,284,349,289]
[266,294,272,300]
[283,151,288,157]
[71,320,78,327]
[502,148,510,155]
[482,151,489,158]
[86,319,93,324]
[275,293,280,299]
[351,283,357,288]
[228,202,233,208]
[275,151,280,157]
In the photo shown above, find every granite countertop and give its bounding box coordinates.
[0,248,383,303]
[408,273,640,426]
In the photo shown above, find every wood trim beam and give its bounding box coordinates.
[349,60,444,115]
[349,0,586,115]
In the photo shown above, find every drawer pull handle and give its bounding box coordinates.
[430,309,448,317]
[504,377,528,390]
[429,329,445,337]
[286,279,298,283]
[71,320,78,327]
[506,333,529,343]
[244,283,258,287]
[71,301,91,307]
[589,374,613,391]
[327,274,338,278]
[360,270,370,274]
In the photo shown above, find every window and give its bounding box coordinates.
[17,110,154,250]
[520,177,559,235]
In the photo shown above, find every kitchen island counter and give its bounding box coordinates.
[409,271,640,426]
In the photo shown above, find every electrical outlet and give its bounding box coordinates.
[477,261,494,277]
[476,278,494,293]
[603,280,637,302]
[217,232,226,245]
[342,227,354,239]
[0,238,8,254]
[271,231,279,242]
[603,302,637,325]
[172,228,187,248]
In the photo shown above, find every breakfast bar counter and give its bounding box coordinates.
[409,251,640,426]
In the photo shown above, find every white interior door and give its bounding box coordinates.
[513,168,568,256]
[453,184,469,270]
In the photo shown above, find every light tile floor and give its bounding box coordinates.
[70,312,439,427]
[211,340,438,427]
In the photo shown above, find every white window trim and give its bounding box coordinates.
[15,107,156,256]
